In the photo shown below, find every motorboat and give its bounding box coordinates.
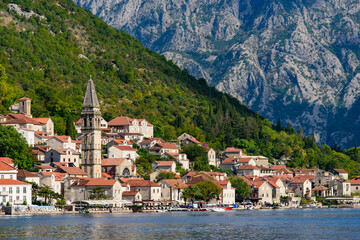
[210,208,226,212]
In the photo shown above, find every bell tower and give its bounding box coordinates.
[81,77,102,178]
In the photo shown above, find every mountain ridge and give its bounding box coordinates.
[74,0,360,148]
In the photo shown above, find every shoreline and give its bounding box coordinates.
[1,205,357,216]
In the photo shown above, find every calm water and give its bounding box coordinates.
[1,208,360,239]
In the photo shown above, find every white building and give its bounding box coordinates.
[108,145,138,160]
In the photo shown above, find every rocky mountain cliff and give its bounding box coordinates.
[74,0,360,147]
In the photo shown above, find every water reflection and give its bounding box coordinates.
[1,209,360,239]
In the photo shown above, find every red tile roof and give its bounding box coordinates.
[154,161,175,167]
[349,179,360,185]
[162,179,188,189]
[102,158,127,166]
[334,169,348,174]
[3,114,41,125]
[187,138,201,144]
[75,179,118,186]
[19,97,31,101]
[272,165,287,170]
[120,178,144,183]
[0,161,16,171]
[125,179,160,187]
[39,172,67,181]
[238,165,260,170]
[291,176,312,184]
[114,145,136,151]
[224,148,242,153]
[102,173,112,178]
[36,165,55,170]
[222,158,236,164]
[17,169,39,178]
[122,191,139,196]
[33,118,51,124]
[157,143,178,149]
[51,136,71,143]
[108,116,132,126]
[0,179,31,185]
[312,186,328,191]
[57,166,88,176]
[0,157,14,165]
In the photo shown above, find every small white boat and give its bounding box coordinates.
[210,208,226,212]
[246,205,254,210]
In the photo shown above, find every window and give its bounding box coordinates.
[16,187,20,194]
[74,159,76,162]
[9,196,12,202]
[2,196,5,202]
[16,196,20,200]
[10,175,13,179]
[9,187,12,194]
[0,175,3,179]
[157,189,159,193]
[23,187,26,194]
[2,187,5,192]
[23,196,26,201]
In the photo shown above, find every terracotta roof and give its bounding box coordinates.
[252,179,267,188]
[108,116,132,126]
[33,118,51,124]
[312,186,328,191]
[291,176,311,184]
[114,145,136,151]
[49,148,79,155]
[238,157,254,163]
[154,161,175,167]
[157,143,178,149]
[0,161,16,171]
[162,179,187,189]
[112,139,132,145]
[222,158,236,164]
[126,179,160,187]
[349,179,360,185]
[140,138,165,144]
[36,165,55,170]
[187,176,214,186]
[19,97,31,101]
[0,157,14,165]
[2,114,41,125]
[120,178,144,183]
[102,173,112,178]
[57,166,87,176]
[204,172,225,176]
[75,179,118,186]
[17,169,39,178]
[334,169,348,174]
[224,148,242,153]
[186,138,201,144]
[272,165,287,170]
[50,136,71,143]
[102,158,127,166]
[0,179,31,185]
[40,172,67,181]
[265,178,280,188]
[238,165,260,170]
[213,180,230,189]
[122,191,139,196]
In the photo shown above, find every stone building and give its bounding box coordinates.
[81,78,102,178]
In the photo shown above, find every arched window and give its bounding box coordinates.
[122,168,130,176]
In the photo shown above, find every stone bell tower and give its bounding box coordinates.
[81,77,102,178]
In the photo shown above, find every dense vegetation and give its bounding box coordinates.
[0,0,360,176]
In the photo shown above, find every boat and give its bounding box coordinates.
[210,208,226,212]
[188,208,207,211]
[246,205,254,210]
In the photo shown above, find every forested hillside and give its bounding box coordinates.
[1,0,360,176]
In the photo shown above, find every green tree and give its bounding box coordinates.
[229,176,252,202]
[194,181,222,203]
[0,125,36,170]
[89,186,107,200]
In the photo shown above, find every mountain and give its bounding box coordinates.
[1,0,360,175]
[74,0,360,148]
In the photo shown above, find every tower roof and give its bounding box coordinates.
[83,78,100,108]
